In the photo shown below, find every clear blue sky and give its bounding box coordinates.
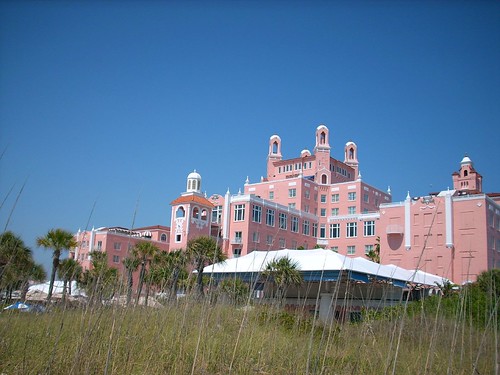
[1,1,499,273]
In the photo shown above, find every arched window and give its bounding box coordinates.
[464,170,468,177]
[160,233,167,242]
[320,132,326,144]
[272,141,279,154]
[321,174,328,184]
[192,207,200,219]
[201,209,208,221]
[176,207,185,218]
[349,148,354,159]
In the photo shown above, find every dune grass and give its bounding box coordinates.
[0,297,496,375]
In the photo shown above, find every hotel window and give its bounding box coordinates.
[312,223,318,237]
[234,231,242,243]
[320,208,326,217]
[331,246,338,252]
[269,191,274,200]
[176,234,182,242]
[331,194,339,203]
[288,203,296,209]
[303,220,310,235]
[331,208,339,216]
[266,209,275,227]
[252,232,260,243]
[363,194,369,203]
[291,217,299,233]
[279,237,286,248]
[233,248,242,258]
[346,222,357,238]
[304,205,309,213]
[364,221,375,236]
[252,205,262,223]
[289,188,297,198]
[266,235,273,245]
[160,234,167,242]
[348,192,357,201]
[305,190,310,199]
[212,205,222,223]
[279,212,288,230]
[347,246,356,255]
[112,255,120,263]
[320,194,327,203]
[365,245,374,254]
[97,241,102,250]
[234,204,245,221]
[113,242,121,250]
[348,206,356,215]
[329,223,340,238]
[319,225,326,239]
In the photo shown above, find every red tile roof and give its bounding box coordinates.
[170,194,214,207]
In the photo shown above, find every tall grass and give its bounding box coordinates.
[0,297,496,374]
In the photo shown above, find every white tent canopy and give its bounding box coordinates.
[203,249,447,288]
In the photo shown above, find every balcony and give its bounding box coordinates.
[386,225,404,235]
[231,237,243,245]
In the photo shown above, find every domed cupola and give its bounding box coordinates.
[460,155,473,167]
[186,170,202,193]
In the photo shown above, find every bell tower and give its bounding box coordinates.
[169,170,213,250]
[267,134,283,178]
[344,141,359,178]
[314,125,331,184]
[452,155,482,194]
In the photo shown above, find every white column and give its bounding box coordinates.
[74,229,81,260]
[445,190,454,248]
[405,192,411,250]
[223,189,231,240]
[89,226,95,252]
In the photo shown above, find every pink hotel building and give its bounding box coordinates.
[75,125,500,285]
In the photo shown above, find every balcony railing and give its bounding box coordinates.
[231,237,243,244]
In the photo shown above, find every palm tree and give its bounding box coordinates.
[36,229,77,302]
[263,256,302,302]
[150,249,188,301]
[187,236,226,297]
[1,231,30,294]
[132,241,160,306]
[57,258,82,303]
[1,231,45,301]
[20,263,46,301]
[366,236,381,264]
[80,251,118,306]
[167,249,188,300]
[122,256,140,306]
